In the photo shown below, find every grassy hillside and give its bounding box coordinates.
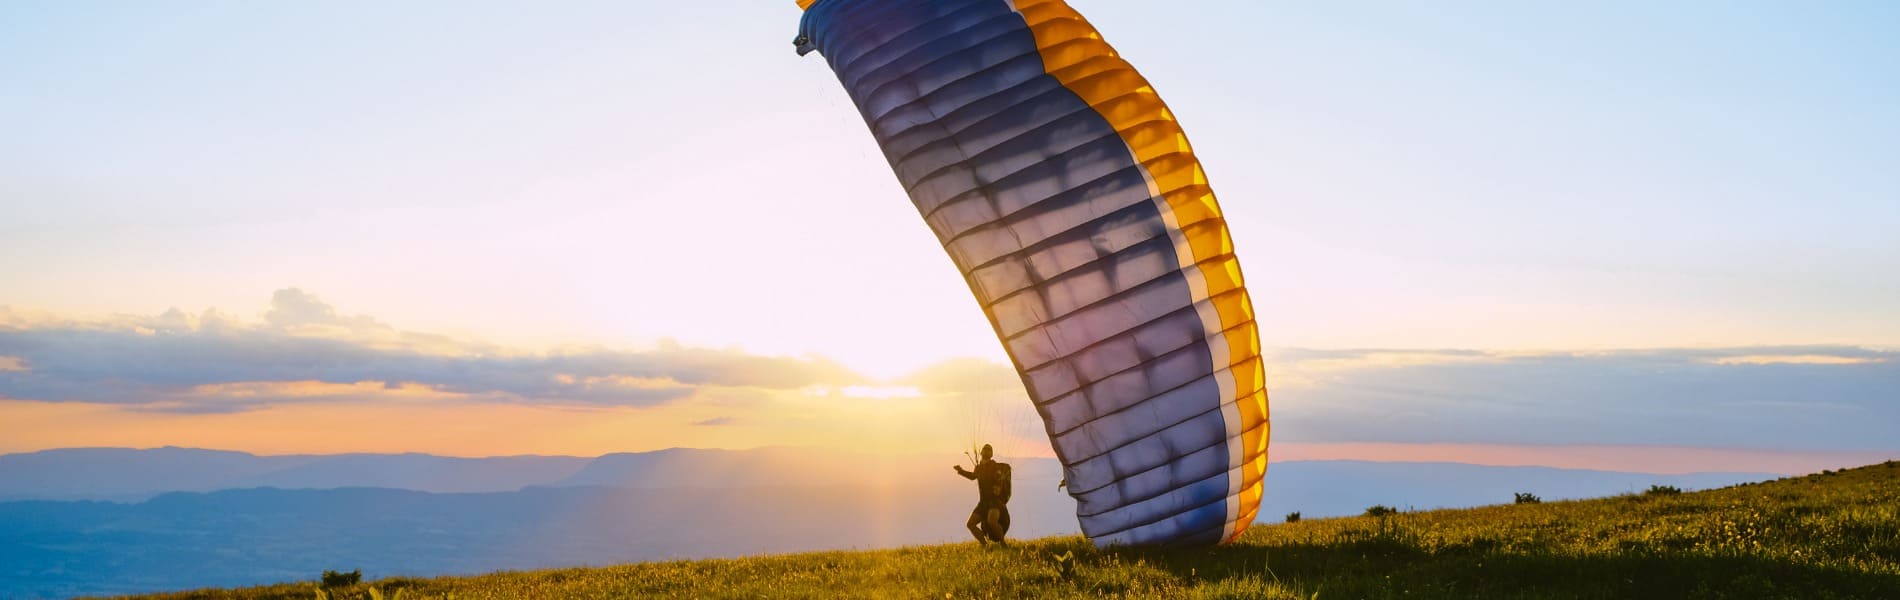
[106,461,1899,600]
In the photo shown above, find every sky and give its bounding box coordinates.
[2,1,1897,473]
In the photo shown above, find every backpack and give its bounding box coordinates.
[988,462,1012,503]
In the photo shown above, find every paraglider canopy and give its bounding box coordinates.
[791,0,1269,547]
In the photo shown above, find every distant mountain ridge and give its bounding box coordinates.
[0,446,1775,505]
[0,446,591,501]
[0,446,1062,502]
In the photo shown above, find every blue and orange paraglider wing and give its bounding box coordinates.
[794,0,1268,547]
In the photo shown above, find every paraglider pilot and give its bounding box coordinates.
[954,443,1012,544]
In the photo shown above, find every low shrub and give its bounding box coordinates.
[321,569,361,587]
[1645,485,1682,497]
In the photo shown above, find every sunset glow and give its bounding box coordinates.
[2,1,1896,476]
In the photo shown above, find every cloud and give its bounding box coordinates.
[3,291,1893,454]
[691,416,736,427]
[836,386,923,399]
[1707,354,1885,366]
[0,290,860,412]
[1268,346,1900,451]
[263,288,355,329]
[896,357,1023,395]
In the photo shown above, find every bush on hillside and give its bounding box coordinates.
[1364,505,1398,518]
[321,569,362,587]
[1514,492,1542,504]
[1645,485,1682,497]
[1284,511,1301,523]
